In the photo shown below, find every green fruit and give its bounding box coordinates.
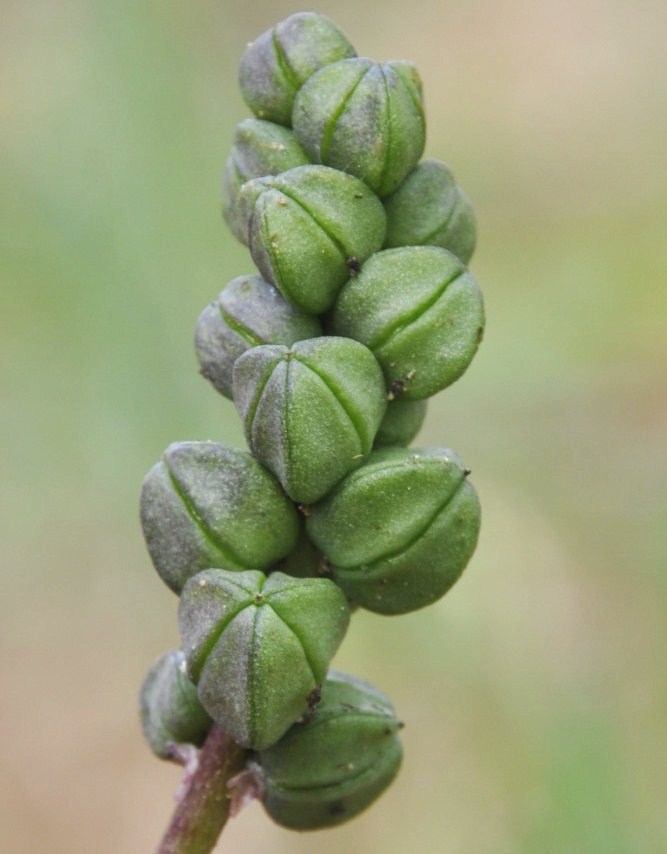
[374,398,428,448]
[332,246,484,399]
[239,12,356,127]
[179,569,350,750]
[271,523,326,580]
[233,337,387,504]
[383,159,477,263]
[140,441,299,593]
[306,447,481,614]
[195,275,321,399]
[292,58,425,197]
[222,119,311,244]
[238,165,386,314]
[139,650,212,761]
[258,670,403,830]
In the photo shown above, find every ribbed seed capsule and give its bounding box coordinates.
[332,246,484,400]
[233,337,387,504]
[239,12,356,127]
[179,569,350,750]
[292,58,426,197]
[239,165,386,315]
[140,441,299,593]
[306,447,481,615]
[383,159,477,263]
[373,398,428,449]
[222,119,311,244]
[258,670,403,830]
[195,275,321,400]
[139,650,212,761]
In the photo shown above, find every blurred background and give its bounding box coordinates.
[2,0,666,851]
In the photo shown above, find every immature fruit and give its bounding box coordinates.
[139,650,212,761]
[179,569,350,750]
[306,447,481,614]
[332,246,484,399]
[374,398,428,448]
[258,671,403,830]
[239,165,386,314]
[271,523,326,580]
[222,119,311,244]
[292,58,425,197]
[233,337,387,504]
[383,159,477,263]
[239,12,356,127]
[140,441,299,593]
[195,275,321,399]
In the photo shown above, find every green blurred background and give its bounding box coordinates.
[2,1,666,851]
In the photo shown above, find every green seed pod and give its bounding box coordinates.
[306,447,481,615]
[140,441,299,593]
[222,119,311,244]
[233,337,387,504]
[383,159,477,263]
[195,275,322,400]
[139,650,212,761]
[179,569,350,750]
[239,12,356,127]
[258,670,403,830]
[292,58,426,197]
[332,246,484,400]
[238,165,386,315]
[374,398,428,449]
[272,523,327,580]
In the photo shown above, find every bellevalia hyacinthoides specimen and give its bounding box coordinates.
[139,11,484,842]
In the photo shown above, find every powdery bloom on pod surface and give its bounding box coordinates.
[178,569,351,750]
[140,441,300,593]
[239,12,356,127]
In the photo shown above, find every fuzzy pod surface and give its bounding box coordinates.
[239,165,386,315]
[332,246,484,400]
[239,12,356,127]
[140,441,300,593]
[258,670,403,830]
[139,650,212,761]
[222,119,311,244]
[292,58,426,197]
[179,569,350,750]
[233,337,387,504]
[383,159,477,263]
[195,275,321,400]
[374,398,428,449]
[306,447,481,614]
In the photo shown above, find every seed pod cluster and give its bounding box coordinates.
[139,12,485,835]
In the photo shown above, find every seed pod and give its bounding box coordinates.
[140,441,299,593]
[258,670,403,830]
[139,650,212,761]
[239,12,356,127]
[179,569,350,750]
[222,119,311,244]
[306,447,481,614]
[239,165,386,315]
[383,159,477,263]
[374,398,428,449]
[332,246,484,400]
[292,58,426,197]
[233,337,387,504]
[271,523,327,580]
[195,275,321,399]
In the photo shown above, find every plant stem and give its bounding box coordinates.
[157,726,247,854]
